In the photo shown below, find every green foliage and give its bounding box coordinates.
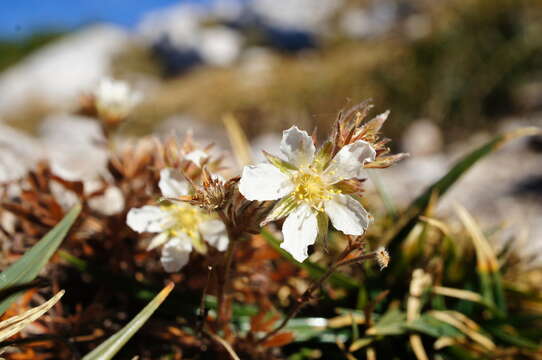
[263,129,542,359]
[0,204,81,316]
[82,283,174,360]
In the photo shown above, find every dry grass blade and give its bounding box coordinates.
[206,331,241,360]
[432,286,484,303]
[223,113,252,167]
[0,290,65,343]
[407,269,430,360]
[410,335,429,360]
[328,313,365,328]
[428,310,495,351]
[419,216,452,237]
[454,204,498,272]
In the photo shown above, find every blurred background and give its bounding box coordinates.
[1,0,542,253]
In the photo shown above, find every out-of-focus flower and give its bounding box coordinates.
[239,126,375,262]
[93,78,141,123]
[127,168,228,272]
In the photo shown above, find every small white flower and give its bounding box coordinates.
[239,126,376,262]
[93,78,141,120]
[126,168,228,272]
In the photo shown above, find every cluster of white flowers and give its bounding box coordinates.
[127,125,379,271]
[93,78,141,121]
[239,126,375,262]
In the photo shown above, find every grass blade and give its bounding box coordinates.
[0,204,81,316]
[82,282,174,360]
[384,127,541,253]
[0,290,64,343]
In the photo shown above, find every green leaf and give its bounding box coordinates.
[487,325,540,350]
[82,283,174,360]
[384,127,541,253]
[261,229,360,290]
[367,308,406,336]
[406,314,463,338]
[0,204,81,316]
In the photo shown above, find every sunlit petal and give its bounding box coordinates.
[324,140,376,183]
[280,126,316,167]
[159,168,190,198]
[281,203,318,262]
[239,163,294,201]
[126,205,169,233]
[160,235,193,272]
[199,219,229,251]
[325,194,371,235]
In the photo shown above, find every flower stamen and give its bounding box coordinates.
[291,171,340,211]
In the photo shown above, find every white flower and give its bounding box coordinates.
[239,126,376,262]
[93,78,141,120]
[126,168,228,272]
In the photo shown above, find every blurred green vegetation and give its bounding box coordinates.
[124,0,542,143]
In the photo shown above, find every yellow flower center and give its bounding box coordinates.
[291,171,340,211]
[164,204,205,239]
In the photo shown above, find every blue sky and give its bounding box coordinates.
[0,0,205,39]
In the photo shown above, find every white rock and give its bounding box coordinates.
[198,27,243,67]
[0,25,129,117]
[137,4,204,49]
[401,119,443,156]
[250,0,343,33]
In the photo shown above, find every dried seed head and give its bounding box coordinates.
[375,247,390,270]
[189,167,230,211]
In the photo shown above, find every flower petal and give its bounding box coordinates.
[147,232,170,250]
[127,205,169,233]
[324,194,371,235]
[239,163,294,201]
[160,235,193,272]
[280,126,316,167]
[281,203,318,262]
[159,168,190,198]
[324,140,376,183]
[199,219,229,251]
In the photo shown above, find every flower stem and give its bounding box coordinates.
[257,239,362,344]
[216,210,239,332]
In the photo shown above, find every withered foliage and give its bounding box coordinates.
[0,126,313,359]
